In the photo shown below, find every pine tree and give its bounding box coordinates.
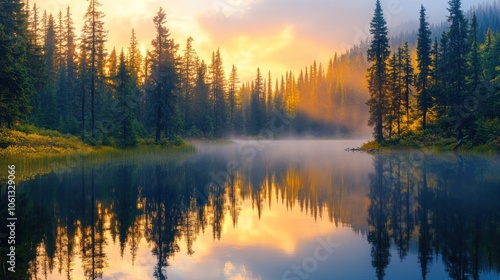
[108,48,118,85]
[181,37,197,131]
[400,42,414,130]
[64,6,78,133]
[446,0,469,139]
[41,13,58,128]
[26,2,47,127]
[193,61,213,136]
[467,13,481,92]
[113,50,137,147]
[228,65,239,132]
[56,10,64,69]
[249,68,265,135]
[77,47,89,140]
[128,29,143,84]
[210,49,227,137]
[387,52,401,137]
[146,7,180,142]
[266,71,273,122]
[81,0,107,139]
[433,33,450,118]
[367,0,391,142]
[55,10,68,131]
[0,0,32,127]
[127,29,144,130]
[416,5,433,130]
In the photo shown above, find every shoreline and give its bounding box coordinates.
[359,139,500,155]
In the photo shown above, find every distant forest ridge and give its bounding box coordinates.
[352,0,500,53]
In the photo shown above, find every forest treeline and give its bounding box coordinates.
[1,0,499,147]
[0,0,370,148]
[367,0,500,147]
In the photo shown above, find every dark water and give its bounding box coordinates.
[1,140,500,280]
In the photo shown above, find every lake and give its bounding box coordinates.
[1,140,500,280]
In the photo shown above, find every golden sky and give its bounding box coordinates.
[34,0,487,82]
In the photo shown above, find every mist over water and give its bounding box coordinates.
[3,140,500,280]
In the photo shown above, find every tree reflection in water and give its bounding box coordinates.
[367,153,500,280]
[1,149,499,280]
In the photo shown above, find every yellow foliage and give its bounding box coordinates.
[360,141,382,150]
[0,129,94,159]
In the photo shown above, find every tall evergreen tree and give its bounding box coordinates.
[25,2,47,127]
[266,71,273,122]
[0,0,32,127]
[81,0,107,139]
[467,13,481,92]
[77,48,89,140]
[228,65,239,132]
[128,29,143,84]
[113,50,136,147]
[146,7,180,142]
[249,68,266,135]
[416,5,433,130]
[108,48,118,85]
[210,49,227,137]
[446,0,469,139]
[434,33,450,118]
[55,10,67,131]
[181,37,197,131]
[399,42,414,129]
[64,6,78,133]
[128,29,144,130]
[367,0,391,142]
[387,52,402,137]
[41,13,58,128]
[193,61,213,136]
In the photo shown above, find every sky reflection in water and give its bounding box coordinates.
[4,140,500,280]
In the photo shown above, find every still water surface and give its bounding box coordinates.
[3,140,500,279]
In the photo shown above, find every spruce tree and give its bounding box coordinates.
[387,52,401,137]
[41,13,58,128]
[114,50,137,147]
[146,7,180,142]
[181,37,197,131]
[128,29,143,84]
[400,42,413,130]
[367,0,391,142]
[446,0,469,139]
[81,0,107,139]
[467,13,481,92]
[228,65,239,132]
[416,5,433,130]
[193,61,213,136]
[0,0,32,127]
[128,29,144,129]
[64,6,78,133]
[210,49,227,137]
[26,2,47,128]
[249,68,265,135]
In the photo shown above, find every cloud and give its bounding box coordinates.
[195,0,491,80]
[224,261,262,280]
[33,0,494,82]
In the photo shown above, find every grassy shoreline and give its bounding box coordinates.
[360,132,500,154]
[0,128,194,182]
[0,128,193,160]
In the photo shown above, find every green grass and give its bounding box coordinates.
[0,128,97,159]
[0,126,192,160]
[0,127,195,182]
[361,132,500,153]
